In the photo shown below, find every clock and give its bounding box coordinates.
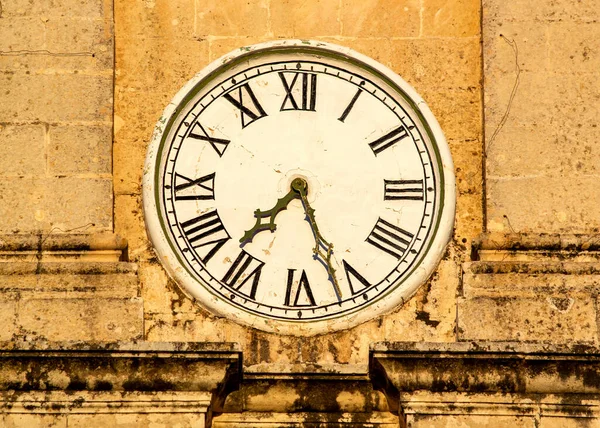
[143,40,455,335]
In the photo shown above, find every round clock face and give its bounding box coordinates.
[143,40,455,335]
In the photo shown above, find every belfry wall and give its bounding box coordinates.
[1,0,600,426]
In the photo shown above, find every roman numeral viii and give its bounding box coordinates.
[174,172,215,200]
[285,269,316,307]
[279,72,317,112]
[384,179,424,201]
[180,210,230,264]
[224,83,267,129]
[366,218,414,260]
[369,125,410,155]
[222,250,264,300]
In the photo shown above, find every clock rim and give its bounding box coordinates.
[142,39,456,336]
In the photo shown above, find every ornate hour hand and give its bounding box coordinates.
[239,179,302,243]
[293,179,342,300]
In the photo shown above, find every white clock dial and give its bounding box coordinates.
[143,40,455,335]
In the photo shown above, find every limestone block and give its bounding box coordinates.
[270,0,341,37]
[138,261,172,314]
[546,22,600,74]
[0,74,113,123]
[1,414,67,428]
[483,22,548,73]
[458,265,600,343]
[44,17,113,70]
[45,177,113,233]
[16,297,143,341]
[0,124,46,176]
[194,0,269,37]
[0,262,138,299]
[340,0,420,37]
[0,177,45,233]
[485,123,600,179]
[67,414,204,428]
[48,125,112,174]
[483,0,600,22]
[114,194,148,259]
[407,415,535,427]
[422,0,480,37]
[539,417,600,427]
[208,36,276,61]
[114,0,194,40]
[420,87,481,142]
[0,298,18,341]
[0,18,46,52]
[1,0,106,18]
[115,37,208,93]
[487,176,600,233]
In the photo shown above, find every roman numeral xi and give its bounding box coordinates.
[224,83,267,129]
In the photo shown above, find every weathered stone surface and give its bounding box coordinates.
[1,0,107,18]
[0,124,46,176]
[271,0,340,37]
[407,415,535,427]
[422,0,480,37]
[340,0,420,37]
[0,262,137,298]
[459,262,600,343]
[48,125,112,175]
[16,297,143,341]
[0,74,113,123]
[194,0,269,37]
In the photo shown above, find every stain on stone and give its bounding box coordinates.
[415,310,440,328]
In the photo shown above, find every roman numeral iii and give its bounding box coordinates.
[224,83,268,128]
[222,250,264,300]
[366,217,414,260]
[180,210,230,263]
[368,125,410,155]
[384,179,424,201]
[279,72,317,112]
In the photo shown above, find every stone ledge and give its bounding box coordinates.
[0,341,241,393]
[472,233,600,262]
[370,342,600,394]
[0,233,128,262]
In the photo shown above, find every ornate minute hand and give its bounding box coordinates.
[293,179,342,300]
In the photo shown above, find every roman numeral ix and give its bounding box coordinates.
[180,210,230,264]
[366,217,414,260]
[222,250,264,300]
[384,179,424,201]
[224,82,267,128]
[279,72,317,112]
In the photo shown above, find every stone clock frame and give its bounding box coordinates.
[142,39,455,335]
